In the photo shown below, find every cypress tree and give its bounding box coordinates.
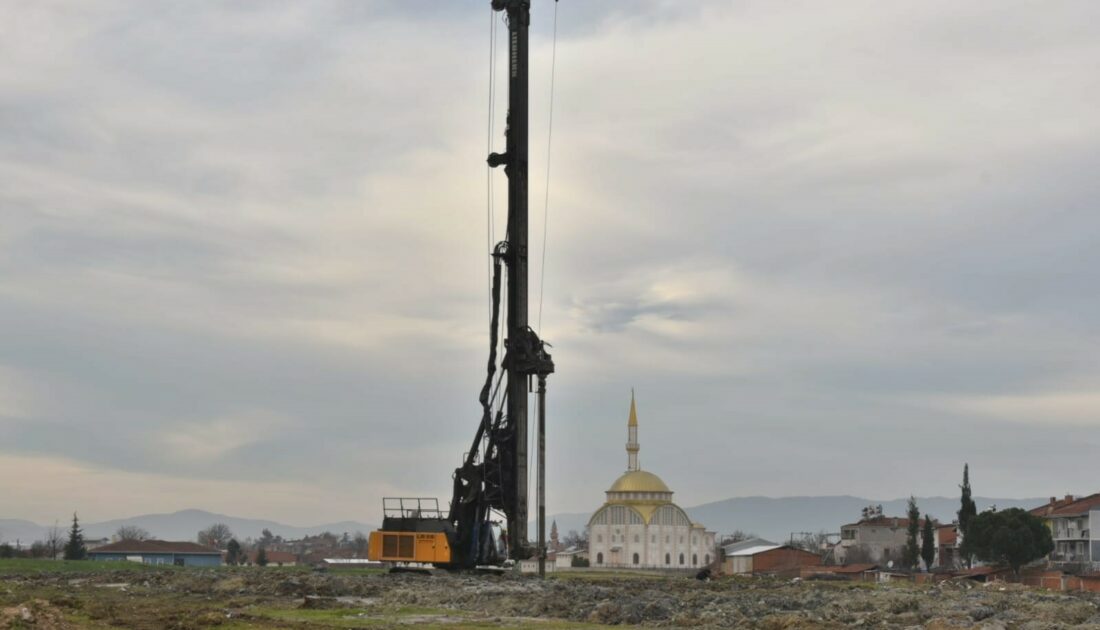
[903,496,921,570]
[921,514,936,571]
[63,513,87,561]
[957,463,977,567]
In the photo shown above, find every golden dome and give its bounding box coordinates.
[608,470,671,494]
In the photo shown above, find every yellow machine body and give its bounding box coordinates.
[367,530,453,565]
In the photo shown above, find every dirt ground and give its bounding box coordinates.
[3,566,1100,629]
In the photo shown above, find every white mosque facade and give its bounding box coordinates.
[586,395,717,569]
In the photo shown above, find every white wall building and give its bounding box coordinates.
[586,393,716,570]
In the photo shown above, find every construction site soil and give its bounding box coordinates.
[3,567,1100,629]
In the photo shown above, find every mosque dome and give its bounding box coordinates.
[609,470,671,494]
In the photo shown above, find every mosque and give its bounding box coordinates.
[586,394,717,569]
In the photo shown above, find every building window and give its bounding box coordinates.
[679,553,685,565]
[633,553,639,565]
[705,554,710,565]
[634,534,639,543]
[679,536,683,544]
[693,554,698,565]
[597,552,603,565]
[665,553,670,565]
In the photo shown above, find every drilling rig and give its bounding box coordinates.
[367,0,554,571]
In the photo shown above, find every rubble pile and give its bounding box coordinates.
[4,568,1100,628]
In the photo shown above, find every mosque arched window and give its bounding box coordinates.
[597,552,603,565]
[664,553,670,565]
[679,553,685,565]
[692,554,697,565]
[632,553,639,565]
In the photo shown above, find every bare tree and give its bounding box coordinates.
[45,522,64,560]
[353,532,368,556]
[719,530,757,545]
[197,523,234,549]
[790,531,832,554]
[115,525,151,541]
[561,529,588,549]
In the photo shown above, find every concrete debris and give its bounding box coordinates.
[4,568,1100,628]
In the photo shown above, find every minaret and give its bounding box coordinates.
[626,390,639,471]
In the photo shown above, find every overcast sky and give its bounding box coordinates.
[2,0,1098,527]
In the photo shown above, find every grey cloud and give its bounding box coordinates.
[2,0,1099,524]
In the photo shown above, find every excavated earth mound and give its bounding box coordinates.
[3,568,1100,628]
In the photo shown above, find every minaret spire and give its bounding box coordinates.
[626,389,639,471]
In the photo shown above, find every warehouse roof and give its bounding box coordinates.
[726,544,784,557]
[88,540,221,555]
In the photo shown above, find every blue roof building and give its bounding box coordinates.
[87,540,222,566]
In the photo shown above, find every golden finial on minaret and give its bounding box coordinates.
[626,389,639,471]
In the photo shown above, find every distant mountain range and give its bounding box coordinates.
[0,509,376,546]
[3,496,1052,547]
[540,495,1049,542]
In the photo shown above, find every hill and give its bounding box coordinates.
[0,510,376,545]
[541,495,1048,542]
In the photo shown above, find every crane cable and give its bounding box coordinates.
[536,0,559,335]
[530,0,560,534]
[486,7,498,318]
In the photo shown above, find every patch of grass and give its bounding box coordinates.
[0,558,180,574]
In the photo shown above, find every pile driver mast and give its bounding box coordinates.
[368,0,554,571]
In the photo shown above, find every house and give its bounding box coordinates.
[246,550,298,566]
[1031,495,1080,519]
[88,540,222,566]
[554,547,588,569]
[935,523,959,569]
[724,544,821,576]
[835,516,914,565]
[1037,493,1100,570]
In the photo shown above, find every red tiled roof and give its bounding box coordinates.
[1047,493,1100,518]
[1030,495,1079,516]
[248,550,297,564]
[842,516,936,529]
[89,540,221,555]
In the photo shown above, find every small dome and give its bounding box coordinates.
[608,470,671,494]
